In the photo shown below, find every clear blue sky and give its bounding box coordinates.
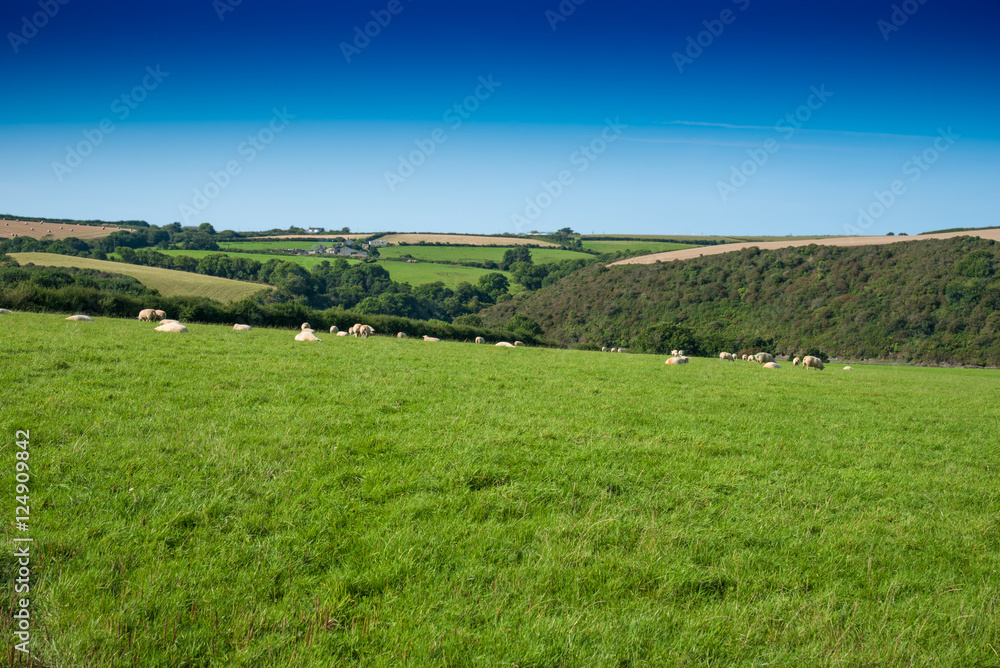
[1,0,997,235]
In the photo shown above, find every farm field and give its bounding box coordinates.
[581,240,698,254]
[155,250,518,290]
[1,219,134,240]
[2,311,998,666]
[379,233,559,247]
[612,229,1000,265]
[8,252,269,302]
[220,241,344,251]
[243,234,371,241]
[377,245,593,264]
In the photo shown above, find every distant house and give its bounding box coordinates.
[337,247,367,258]
[370,239,388,247]
[307,227,325,234]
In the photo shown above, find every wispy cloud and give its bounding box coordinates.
[661,120,935,140]
[620,135,883,152]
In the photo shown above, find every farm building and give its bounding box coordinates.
[306,227,325,234]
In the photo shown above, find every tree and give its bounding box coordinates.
[477,273,510,301]
[198,222,216,235]
[500,246,532,271]
[506,314,543,337]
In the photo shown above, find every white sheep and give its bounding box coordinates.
[0,309,12,314]
[154,322,187,333]
[359,325,374,338]
[233,324,252,331]
[601,346,607,352]
[65,315,94,322]
[495,341,515,347]
[294,330,321,342]
[843,366,853,371]
[755,353,774,364]
[802,355,824,370]
[665,356,688,365]
[762,362,781,369]
[475,336,485,344]
[336,331,348,336]
[719,352,735,361]
[514,341,525,347]
[671,349,678,356]
[397,332,408,339]
[137,308,160,322]
[330,325,339,334]
[422,335,441,342]
[300,322,315,334]
[793,357,800,366]
[159,319,181,325]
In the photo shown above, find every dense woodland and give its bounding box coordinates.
[479,236,1000,366]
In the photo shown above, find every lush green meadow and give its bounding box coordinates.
[220,241,335,251]
[580,240,698,254]
[2,311,998,666]
[149,250,518,291]
[9,253,268,302]
[376,245,593,264]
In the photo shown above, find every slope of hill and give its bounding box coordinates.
[479,236,1000,366]
[10,253,270,302]
[612,230,1000,265]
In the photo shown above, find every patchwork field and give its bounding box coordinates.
[9,253,269,302]
[581,240,698,254]
[154,250,518,290]
[613,230,1000,265]
[2,220,134,240]
[379,233,559,247]
[377,245,593,264]
[2,311,998,666]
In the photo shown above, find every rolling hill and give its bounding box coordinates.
[479,235,1000,366]
[9,253,270,302]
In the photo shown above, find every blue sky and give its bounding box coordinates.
[1,0,997,235]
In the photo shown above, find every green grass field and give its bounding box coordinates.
[377,245,593,264]
[2,311,998,666]
[219,241,340,251]
[581,240,698,254]
[155,250,519,290]
[9,253,269,302]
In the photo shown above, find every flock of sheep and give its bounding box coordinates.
[7,308,854,371]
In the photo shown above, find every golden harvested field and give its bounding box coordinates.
[379,233,559,247]
[611,229,1000,265]
[10,253,270,302]
[1,219,134,239]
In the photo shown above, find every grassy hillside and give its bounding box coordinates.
[2,312,999,665]
[378,245,592,264]
[10,252,269,302]
[479,236,1000,366]
[153,250,518,291]
[581,240,697,254]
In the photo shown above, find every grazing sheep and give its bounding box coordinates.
[719,352,735,361]
[65,315,94,322]
[233,324,252,331]
[793,357,800,366]
[755,353,774,364]
[601,346,607,352]
[422,335,441,342]
[665,356,689,365]
[300,322,315,334]
[678,350,685,357]
[294,330,321,342]
[359,325,374,338]
[802,355,824,370]
[496,341,515,347]
[762,362,781,369]
[843,366,853,371]
[154,322,187,333]
[476,336,486,344]
[336,331,348,336]
[671,349,678,356]
[617,347,627,353]
[330,326,339,334]
[514,341,524,347]
[0,308,12,314]
[397,332,408,339]
[137,309,160,322]
[154,310,166,319]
